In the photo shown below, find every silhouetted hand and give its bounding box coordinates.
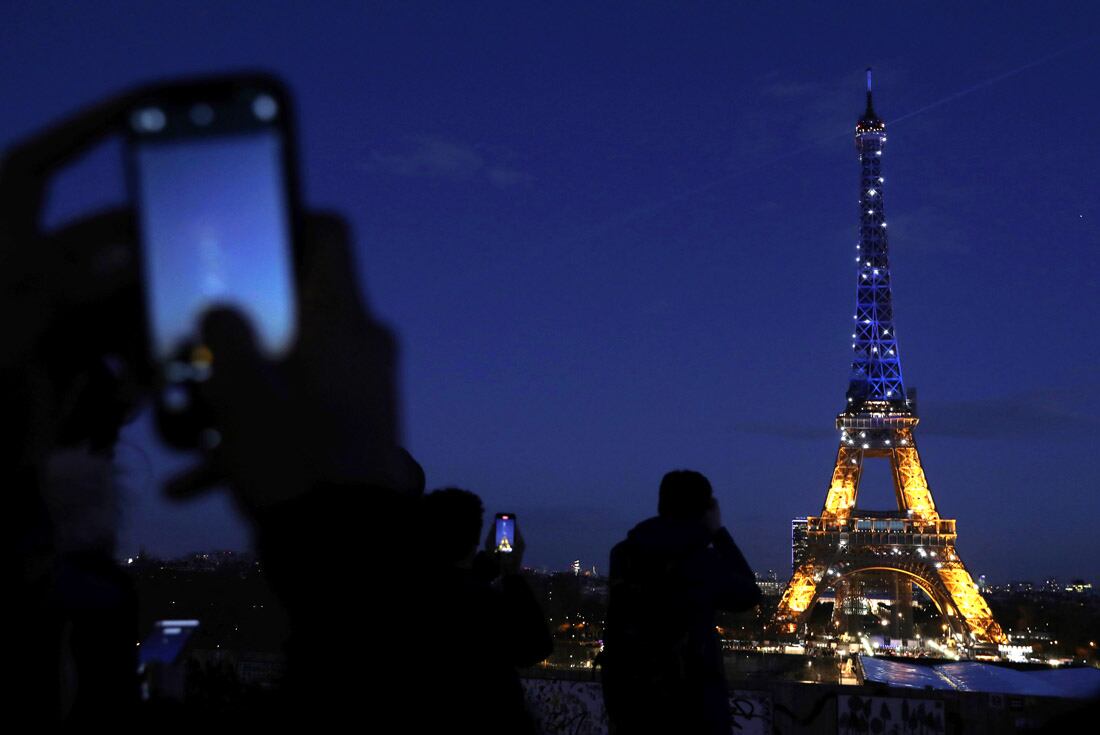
[0,80,417,726]
[704,497,723,536]
[166,213,408,514]
[471,549,501,583]
[500,527,526,576]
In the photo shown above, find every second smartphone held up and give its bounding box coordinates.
[494,513,516,553]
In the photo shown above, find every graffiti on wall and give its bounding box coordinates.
[521,680,774,735]
[522,679,607,735]
[838,695,945,735]
[729,690,772,734]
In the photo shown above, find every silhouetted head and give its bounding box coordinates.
[657,470,713,520]
[423,487,484,566]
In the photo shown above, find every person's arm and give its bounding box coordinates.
[1,91,146,723]
[500,574,554,667]
[485,528,552,667]
[703,499,763,612]
[709,527,764,612]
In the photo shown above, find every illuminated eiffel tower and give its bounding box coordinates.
[774,71,1005,648]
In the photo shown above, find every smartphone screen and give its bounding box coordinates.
[127,81,300,445]
[133,128,297,361]
[495,514,516,553]
[138,619,200,668]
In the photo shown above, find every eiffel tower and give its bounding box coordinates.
[774,70,1005,648]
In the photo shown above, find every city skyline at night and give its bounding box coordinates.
[2,3,1098,586]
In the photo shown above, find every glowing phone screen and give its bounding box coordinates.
[135,131,297,360]
[495,516,515,553]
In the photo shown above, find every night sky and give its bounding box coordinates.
[3,3,1098,583]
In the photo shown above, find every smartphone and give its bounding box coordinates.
[138,619,200,701]
[125,76,302,447]
[138,619,200,669]
[494,513,516,553]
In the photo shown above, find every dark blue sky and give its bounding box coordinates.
[4,2,1098,582]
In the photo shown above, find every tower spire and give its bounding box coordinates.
[860,67,881,127]
[848,69,902,409]
[865,68,875,118]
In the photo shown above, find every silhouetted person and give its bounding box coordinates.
[168,219,423,727]
[2,84,422,726]
[2,94,149,723]
[46,446,141,723]
[602,470,762,735]
[420,488,553,734]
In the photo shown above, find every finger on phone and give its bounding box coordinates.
[201,308,269,400]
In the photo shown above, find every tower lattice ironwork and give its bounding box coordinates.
[774,70,1006,648]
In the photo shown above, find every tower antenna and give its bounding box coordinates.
[864,67,876,119]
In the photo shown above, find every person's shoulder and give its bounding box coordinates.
[613,516,666,549]
[609,525,645,565]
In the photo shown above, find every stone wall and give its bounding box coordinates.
[521,673,1093,734]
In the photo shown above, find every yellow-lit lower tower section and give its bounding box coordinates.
[774,411,1005,646]
[774,71,1005,650]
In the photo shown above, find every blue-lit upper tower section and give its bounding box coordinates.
[846,69,908,413]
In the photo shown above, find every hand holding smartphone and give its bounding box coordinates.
[2,73,403,509]
[491,512,526,576]
[494,513,516,554]
[126,76,302,447]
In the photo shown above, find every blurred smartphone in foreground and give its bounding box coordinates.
[125,76,301,447]
[494,513,516,553]
[138,619,200,701]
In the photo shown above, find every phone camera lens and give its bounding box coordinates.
[131,107,166,133]
[252,94,278,121]
[190,104,215,126]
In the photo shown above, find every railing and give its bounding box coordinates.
[835,414,917,430]
[806,515,956,546]
[520,658,1079,735]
